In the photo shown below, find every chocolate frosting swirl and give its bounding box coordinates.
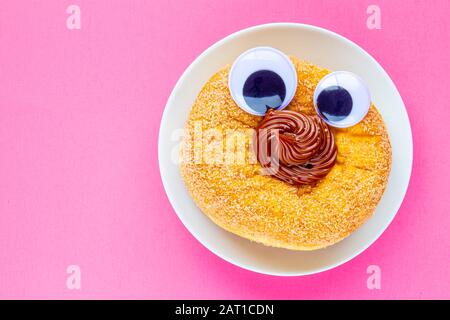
[255,109,337,185]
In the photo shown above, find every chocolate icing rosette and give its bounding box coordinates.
[255,109,337,185]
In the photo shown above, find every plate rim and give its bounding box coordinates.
[158,22,413,276]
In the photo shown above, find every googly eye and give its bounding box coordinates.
[229,47,298,116]
[313,71,371,128]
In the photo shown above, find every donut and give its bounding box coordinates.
[180,56,392,250]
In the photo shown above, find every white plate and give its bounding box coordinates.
[158,23,413,276]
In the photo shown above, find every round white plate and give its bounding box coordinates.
[158,23,413,276]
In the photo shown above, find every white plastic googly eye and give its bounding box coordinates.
[229,47,298,116]
[313,71,371,128]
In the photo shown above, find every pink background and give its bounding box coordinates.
[0,0,449,299]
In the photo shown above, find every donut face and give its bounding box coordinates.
[180,57,392,250]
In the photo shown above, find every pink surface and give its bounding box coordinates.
[0,0,449,299]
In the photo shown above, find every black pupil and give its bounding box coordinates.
[243,70,286,114]
[317,86,353,122]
